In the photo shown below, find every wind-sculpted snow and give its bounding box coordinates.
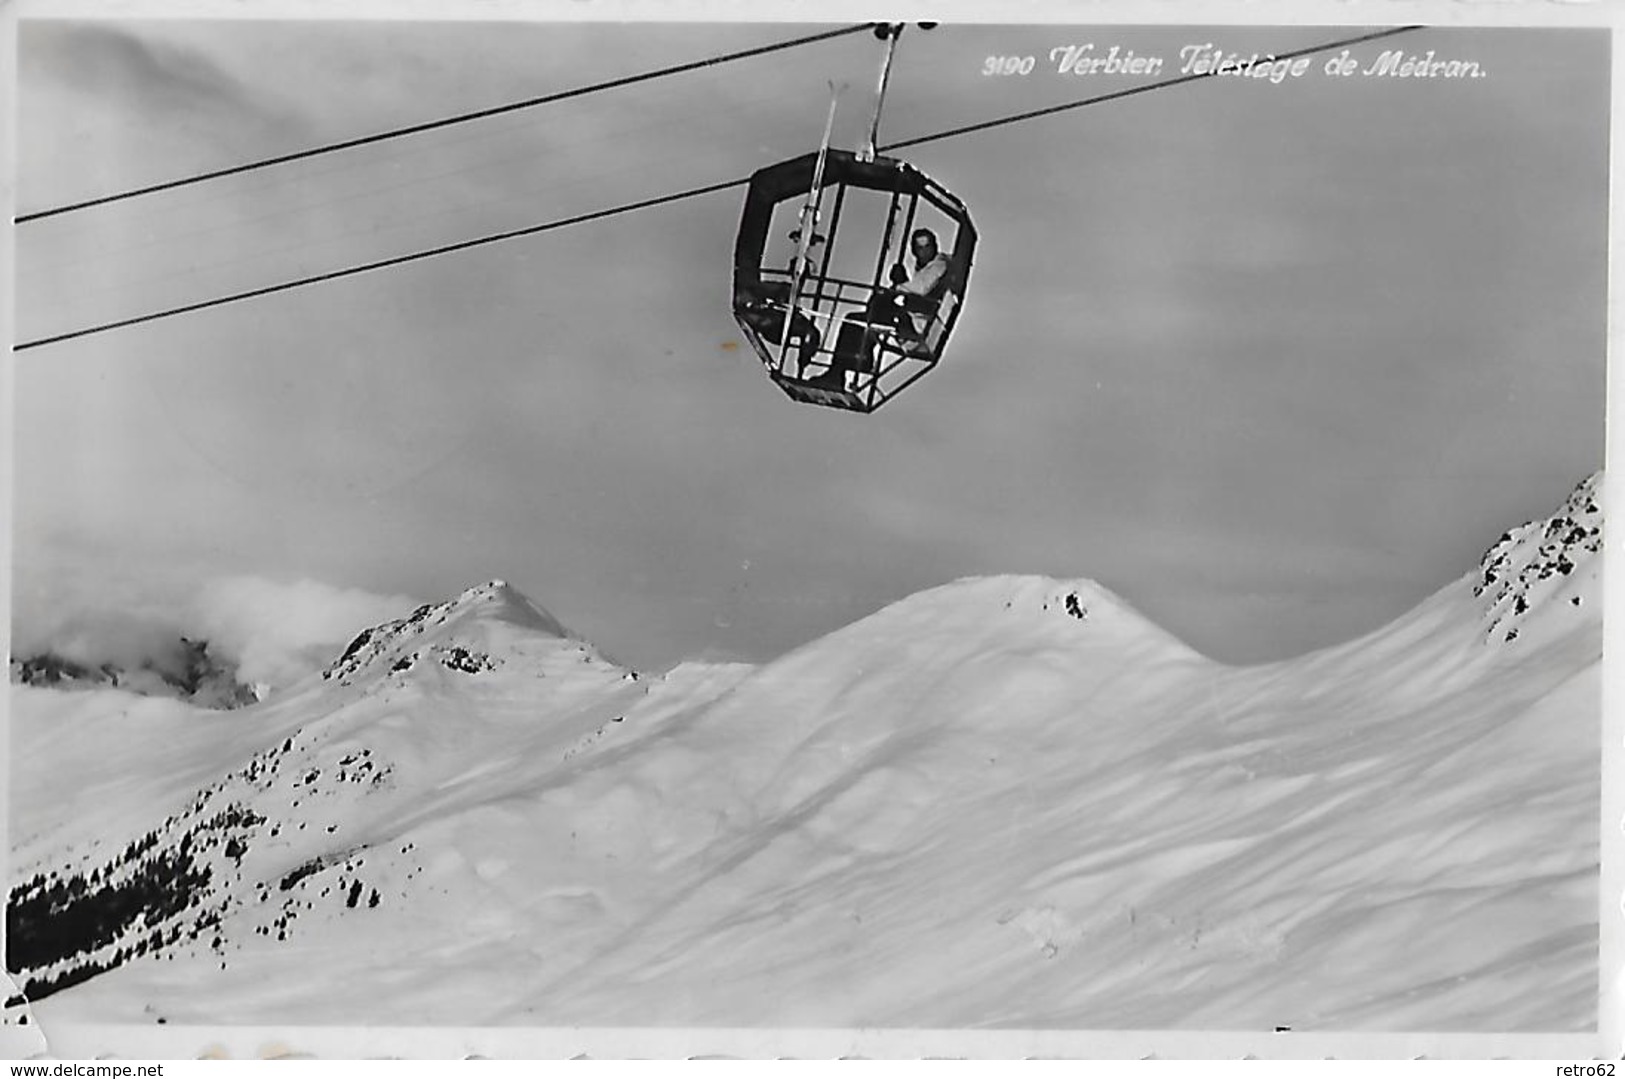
[9,479,1602,1031]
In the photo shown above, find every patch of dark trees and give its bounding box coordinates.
[7,802,264,1001]
[8,846,209,998]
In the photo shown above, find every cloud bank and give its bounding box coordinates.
[187,577,425,689]
[12,574,423,693]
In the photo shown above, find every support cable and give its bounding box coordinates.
[14,24,1425,352]
[14,23,876,225]
[880,24,1422,155]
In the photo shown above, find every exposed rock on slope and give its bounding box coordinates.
[1475,472,1603,643]
[10,638,257,709]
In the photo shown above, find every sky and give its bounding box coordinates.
[7,5,1612,678]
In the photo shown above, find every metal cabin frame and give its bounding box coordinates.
[732,149,976,414]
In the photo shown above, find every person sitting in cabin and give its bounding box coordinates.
[864,227,951,357]
[736,277,821,375]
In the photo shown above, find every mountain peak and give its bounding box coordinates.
[9,487,1601,1030]
[322,579,571,684]
[450,579,569,636]
[765,573,1204,695]
[1474,472,1602,644]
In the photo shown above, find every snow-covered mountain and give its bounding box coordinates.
[7,480,1601,1032]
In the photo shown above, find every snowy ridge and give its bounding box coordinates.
[1474,473,1603,644]
[9,581,639,1012]
[897,574,1203,663]
[8,478,1602,1031]
[322,579,571,685]
[1261,473,1604,703]
[747,574,1208,713]
[693,574,1215,778]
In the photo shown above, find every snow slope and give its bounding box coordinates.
[8,483,1601,1032]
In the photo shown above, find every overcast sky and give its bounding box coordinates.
[9,8,1610,675]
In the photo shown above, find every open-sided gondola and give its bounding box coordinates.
[731,24,975,414]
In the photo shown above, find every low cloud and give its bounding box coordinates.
[16,610,192,681]
[11,572,422,692]
[188,577,424,690]
[10,564,192,680]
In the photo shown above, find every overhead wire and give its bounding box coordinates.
[25,52,862,283]
[14,23,1426,353]
[26,120,778,326]
[20,49,863,330]
[13,22,877,225]
[881,24,1423,155]
[17,178,751,351]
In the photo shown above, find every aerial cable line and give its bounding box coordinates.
[880,23,1423,155]
[13,23,876,225]
[15,177,751,351]
[14,23,1426,353]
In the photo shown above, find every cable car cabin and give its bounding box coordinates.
[733,149,975,413]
